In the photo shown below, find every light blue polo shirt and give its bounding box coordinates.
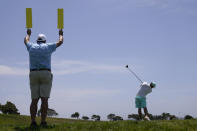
[26,42,56,70]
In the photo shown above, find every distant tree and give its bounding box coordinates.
[71,112,80,119]
[148,113,177,120]
[47,108,58,116]
[128,114,140,120]
[91,114,97,119]
[170,115,177,120]
[113,116,123,121]
[82,116,89,120]
[107,114,115,121]
[184,115,193,120]
[37,108,58,117]
[71,114,75,118]
[0,101,20,115]
[149,114,163,120]
[95,115,101,121]
[91,114,101,121]
[161,112,171,120]
[0,103,2,113]
[75,112,80,119]
[91,114,97,121]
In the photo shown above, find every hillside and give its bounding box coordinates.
[0,114,197,131]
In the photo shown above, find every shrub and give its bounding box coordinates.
[184,115,193,120]
[82,116,89,120]
[0,101,20,115]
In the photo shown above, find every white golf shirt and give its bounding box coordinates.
[136,82,152,97]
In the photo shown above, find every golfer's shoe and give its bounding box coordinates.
[144,115,150,121]
[40,121,48,127]
[30,121,37,128]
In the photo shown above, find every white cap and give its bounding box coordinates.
[37,34,47,42]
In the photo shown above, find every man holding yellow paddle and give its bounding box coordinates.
[24,8,64,127]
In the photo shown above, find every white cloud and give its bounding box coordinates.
[52,60,125,75]
[0,60,126,75]
[0,65,28,75]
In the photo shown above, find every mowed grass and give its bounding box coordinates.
[0,114,197,131]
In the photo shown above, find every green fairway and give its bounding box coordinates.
[0,114,197,131]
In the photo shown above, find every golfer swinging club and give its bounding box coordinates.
[24,29,63,127]
[125,65,156,120]
[135,81,156,120]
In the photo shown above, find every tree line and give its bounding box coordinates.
[0,101,195,121]
[71,112,101,121]
[128,113,194,120]
[69,112,195,121]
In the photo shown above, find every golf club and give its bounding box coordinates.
[125,65,143,84]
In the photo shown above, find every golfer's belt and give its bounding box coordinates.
[30,68,51,72]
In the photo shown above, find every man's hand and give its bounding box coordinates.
[56,29,63,47]
[59,29,63,36]
[24,29,31,44]
[27,29,31,36]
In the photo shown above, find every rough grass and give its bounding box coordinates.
[0,114,197,131]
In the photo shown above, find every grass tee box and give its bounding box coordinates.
[57,8,64,29]
[0,114,197,131]
[26,8,32,28]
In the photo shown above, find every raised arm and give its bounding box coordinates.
[56,29,63,47]
[24,29,31,45]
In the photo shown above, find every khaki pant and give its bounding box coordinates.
[29,71,53,99]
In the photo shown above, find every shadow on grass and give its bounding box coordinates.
[14,125,56,131]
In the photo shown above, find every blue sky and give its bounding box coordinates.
[0,0,197,120]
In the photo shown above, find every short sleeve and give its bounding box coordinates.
[47,43,57,53]
[26,42,32,51]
